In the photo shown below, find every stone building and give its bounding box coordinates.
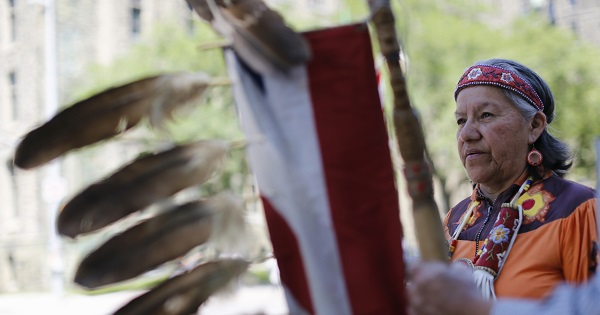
[545,0,600,46]
[0,0,336,293]
[0,0,193,293]
[480,0,600,46]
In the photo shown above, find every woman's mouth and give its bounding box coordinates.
[465,151,483,161]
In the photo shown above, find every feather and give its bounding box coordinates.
[186,0,223,21]
[188,0,311,74]
[206,191,253,256]
[222,0,312,71]
[74,191,247,289]
[57,140,229,238]
[14,72,211,170]
[112,258,249,315]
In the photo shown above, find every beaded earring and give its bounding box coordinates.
[527,147,543,166]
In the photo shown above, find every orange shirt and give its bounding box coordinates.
[446,174,598,299]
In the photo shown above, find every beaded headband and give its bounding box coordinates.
[454,64,544,111]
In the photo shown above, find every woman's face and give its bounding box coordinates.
[455,86,532,192]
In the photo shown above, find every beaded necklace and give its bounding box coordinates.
[474,205,492,256]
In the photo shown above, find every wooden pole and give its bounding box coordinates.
[368,0,447,261]
[595,138,599,233]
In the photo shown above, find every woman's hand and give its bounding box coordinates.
[407,261,493,315]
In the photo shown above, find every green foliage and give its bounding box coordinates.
[67,20,249,197]
[273,0,369,31]
[68,21,224,102]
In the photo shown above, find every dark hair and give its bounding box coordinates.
[473,58,573,177]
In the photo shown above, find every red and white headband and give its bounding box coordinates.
[454,64,544,111]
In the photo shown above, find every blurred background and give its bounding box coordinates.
[0,0,599,314]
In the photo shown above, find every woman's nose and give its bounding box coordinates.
[458,120,480,142]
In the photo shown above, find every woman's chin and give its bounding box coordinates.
[465,170,490,185]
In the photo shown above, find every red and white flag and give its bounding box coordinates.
[226,23,407,315]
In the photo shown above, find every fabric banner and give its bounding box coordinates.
[226,23,407,315]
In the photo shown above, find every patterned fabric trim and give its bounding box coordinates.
[454,64,544,111]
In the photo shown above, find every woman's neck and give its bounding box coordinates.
[478,186,498,203]
[478,168,529,203]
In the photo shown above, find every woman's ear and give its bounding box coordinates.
[529,112,547,144]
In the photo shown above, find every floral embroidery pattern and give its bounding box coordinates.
[474,206,521,277]
[516,183,555,224]
[500,73,514,83]
[490,225,510,244]
[467,68,483,79]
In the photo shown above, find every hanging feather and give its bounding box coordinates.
[74,191,247,289]
[187,0,311,74]
[14,72,211,170]
[204,190,252,256]
[57,140,229,238]
[186,0,222,21]
[112,258,249,315]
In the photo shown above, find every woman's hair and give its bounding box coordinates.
[474,58,573,177]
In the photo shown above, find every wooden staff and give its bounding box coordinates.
[368,0,447,261]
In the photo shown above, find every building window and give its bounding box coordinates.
[130,0,141,37]
[7,160,20,217]
[9,0,17,42]
[9,71,18,120]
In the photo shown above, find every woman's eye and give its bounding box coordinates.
[456,118,466,125]
[481,112,493,119]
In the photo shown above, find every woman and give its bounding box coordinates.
[445,58,598,300]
